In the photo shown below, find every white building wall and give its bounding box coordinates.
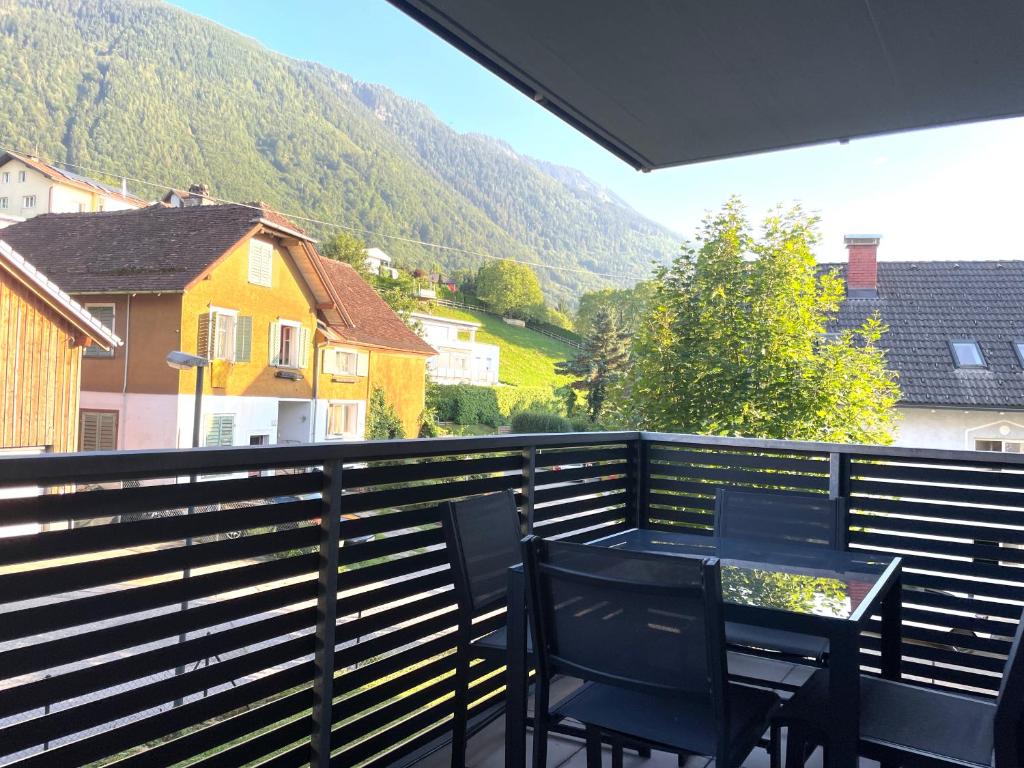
[894,406,1024,450]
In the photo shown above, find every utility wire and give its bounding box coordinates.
[0,143,653,282]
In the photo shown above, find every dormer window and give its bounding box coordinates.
[950,340,985,369]
[1014,341,1024,368]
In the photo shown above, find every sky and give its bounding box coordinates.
[172,0,1024,265]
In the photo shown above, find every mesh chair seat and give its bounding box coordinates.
[555,681,778,759]
[471,623,533,656]
[726,622,829,660]
[782,669,997,766]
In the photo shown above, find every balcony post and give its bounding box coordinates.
[311,460,343,768]
[632,438,649,529]
[521,446,536,533]
[828,451,851,499]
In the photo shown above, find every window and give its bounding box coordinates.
[21,195,36,209]
[950,340,985,368]
[1014,341,1024,368]
[0,198,7,209]
[84,304,115,357]
[80,410,118,451]
[323,347,360,376]
[327,402,363,439]
[248,239,273,286]
[976,439,1023,453]
[17,171,26,183]
[198,310,252,363]
[205,414,235,447]
[1,172,8,184]
[269,320,308,368]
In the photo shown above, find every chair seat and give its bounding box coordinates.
[470,624,533,656]
[726,621,829,660]
[554,681,779,758]
[781,669,997,766]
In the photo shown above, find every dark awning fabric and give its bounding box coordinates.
[388,0,1024,170]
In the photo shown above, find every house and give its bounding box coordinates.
[411,312,500,386]
[317,259,436,438]
[364,247,399,279]
[0,204,429,449]
[0,239,120,454]
[160,183,216,208]
[0,151,146,219]
[829,235,1024,452]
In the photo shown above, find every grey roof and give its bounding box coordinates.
[827,261,1024,409]
[389,1,1024,170]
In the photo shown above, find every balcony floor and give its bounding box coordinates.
[416,657,879,768]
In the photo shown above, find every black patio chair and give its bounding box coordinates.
[781,605,1024,768]
[522,535,781,768]
[715,488,845,663]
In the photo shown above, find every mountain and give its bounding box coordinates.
[0,0,681,305]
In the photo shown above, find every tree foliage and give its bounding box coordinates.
[574,282,656,338]
[607,199,900,444]
[322,231,373,278]
[555,308,630,421]
[475,260,545,319]
[366,386,406,440]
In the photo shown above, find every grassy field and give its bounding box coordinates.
[426,305,575,389]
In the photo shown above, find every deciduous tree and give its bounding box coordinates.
[476,260,545,320]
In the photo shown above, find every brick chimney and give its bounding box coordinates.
[844,234,881,297]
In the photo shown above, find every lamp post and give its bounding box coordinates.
[165,351,208,705]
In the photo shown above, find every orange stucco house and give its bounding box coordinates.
[0,204,434,450]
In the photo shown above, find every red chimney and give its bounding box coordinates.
[844,234,880,297]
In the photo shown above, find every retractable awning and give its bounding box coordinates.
[388,0,1024,170]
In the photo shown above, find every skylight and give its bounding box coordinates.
[1014,341,1024,368]
[950,340,985,368]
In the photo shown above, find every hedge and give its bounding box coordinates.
[427,384,555,426]
[510,409,571,433]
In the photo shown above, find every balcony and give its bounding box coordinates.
[0,431,1021,767]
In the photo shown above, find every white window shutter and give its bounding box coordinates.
[322,348,337,375]
[299,327,310,369]
[356,351,370,377]
[269,321,280,366]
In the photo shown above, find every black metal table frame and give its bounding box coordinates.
[503,529,903,768]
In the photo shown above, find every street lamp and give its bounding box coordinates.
[165,350,208,705]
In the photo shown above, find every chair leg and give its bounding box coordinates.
[784,725,808,768]
[450,647,470,768]
[637,746,651,757]
[611,741,624,768]
[585,725,602,768]
[531,676,550,768]
[769,723,781,768]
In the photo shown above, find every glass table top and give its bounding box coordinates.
[596,529,896,620]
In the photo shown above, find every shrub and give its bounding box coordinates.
[494,385,555,419]
[569,415,598,432]
[366,386,406,439]
[511,409,572,433]
[427,383,556,426]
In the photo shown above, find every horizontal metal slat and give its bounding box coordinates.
[533,478,626,505]
[851,460,1024,491]
[849,511,1024,545]
[851,478,1024,509]
[647,447,827,474]
[338,591,455,645]
[535,509,627,539]
[646,507,714,529]
[339,569,451,618]
[342,549,449,593]
[343,473,519,514]
[849,530,1024,564]
[534,446,629,468]
[533,490,630,523]
[650,468,828,492]
[535,461,628,485]
[344,453,522,487]
[339,527,442,567]
[851,494,1024,527]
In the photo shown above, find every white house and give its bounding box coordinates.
[411,312,500,386]
[364,247,399,279]
[829,235,1024,452]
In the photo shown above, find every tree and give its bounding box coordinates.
[366,386,406,439]
[575,282,655,337]
[475,260,545,320]
[322,231,372,278]
[556,308,630,422]
[606,198,900,444]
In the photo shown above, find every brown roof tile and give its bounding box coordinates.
[318,257,436,356]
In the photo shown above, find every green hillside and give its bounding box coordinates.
[427,304,574,390]
[0,0,681,305]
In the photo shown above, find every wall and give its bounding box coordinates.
[80,391,179,450]
[0,160,53,217]
[368,351,426,438]
[895,406,1024,450]
[79,293,182,395]
[0,270,82,452]
[180,235,318,399]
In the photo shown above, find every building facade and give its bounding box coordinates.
[411,312,500,386]
[830,236,1024,452]
[1,204,433,450]
[0,151,146,219]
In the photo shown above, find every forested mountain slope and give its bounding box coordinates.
[0,0,680,304]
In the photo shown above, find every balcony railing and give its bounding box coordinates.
[1,431,1022,767]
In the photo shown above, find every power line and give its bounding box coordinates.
[0,143,653,282]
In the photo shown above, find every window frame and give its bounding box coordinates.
[949,339,986,369]
[210,306,239,362]
[247,238,273,287]
[1014,340,1024,368]
[1,172,8,184]
[277,319,302,368]
[326,400,364,440]
[976,438,1023,454]
[21,195,36,210]
[83,303,116,358]
[323,346,359,376]
[0,197,7,209]
[16,171,26,183]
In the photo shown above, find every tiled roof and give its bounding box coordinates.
[0,240,121,349]
[0,204,297,293]
[827,261,1024,409]
[0,151,147,207]
[318,257,437,356]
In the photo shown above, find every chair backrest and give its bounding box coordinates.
[522,536,728,743]
[714,488,846,550]
[439,489,523,615]
[994,606,1024,767]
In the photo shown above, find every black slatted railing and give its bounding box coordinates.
[0,431,1022,767]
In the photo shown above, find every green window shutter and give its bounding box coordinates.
[197,313,211,359]
[206,414,235,447]
[299,327,310,369]
[268,321,280,366]
[235,316,253,363]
